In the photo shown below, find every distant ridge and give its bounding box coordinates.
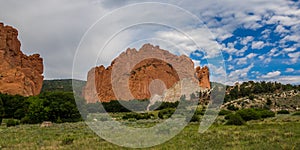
[41,79,86,95]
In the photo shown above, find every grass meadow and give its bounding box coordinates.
[0,114,299,150]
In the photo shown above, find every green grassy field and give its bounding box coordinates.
[0,114,299,150]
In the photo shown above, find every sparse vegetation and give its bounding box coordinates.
[0,115,299,149]
[225,113,245,125]
[61,137,74,145]
[158,108,175,119]
[218,109,232,116]
[122,113,154,120]
[292,112,300,116]
[6,119,20,127]
[277,110,290,114]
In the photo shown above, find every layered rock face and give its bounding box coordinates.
[0,23,43,96]
[83,44,210,103]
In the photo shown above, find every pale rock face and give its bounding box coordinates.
[0,23,44,96]
[83,43,210,103]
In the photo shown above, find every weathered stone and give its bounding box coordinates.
[0,23,43,96]
[83,43,210,103]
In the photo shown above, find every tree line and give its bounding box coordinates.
[224,81,300,103]
[0,92,83,124]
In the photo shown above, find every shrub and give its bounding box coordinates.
[158,108,175,119]
[225,114,245,125]
[236,109,260,121]
[219,110,232,116]
[61,137,74,145]
[0,97,3,125]
[257,109,275,118]
[6,119,20,127]
[227,104,239,111]
[187,115,200,122]
[249,94,255,100]
[292,112,300,116]
[277,110,290,114]
[20,116,30,124]
[122,113,153,120]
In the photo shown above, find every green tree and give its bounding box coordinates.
[26,96,46,124]
[0,97,4,125]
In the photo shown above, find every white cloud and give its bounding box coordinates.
[260,71,281,79]
[227,63,254,85]
[227,65,234,70]
[283,47,297,52]
[259,76,300,85]
[154,28,222,58]
[258,55,264,60]
[288,51,300,64]
[274,25,289,34]
[240,36,254,45]
[285,68,295,73]
[251,41,265,49]
[192,59,201,67]
[0,0,299,85]
[236,53,257,65]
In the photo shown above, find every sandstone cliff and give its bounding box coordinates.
[83,44,210,103]
[0,23,43,96]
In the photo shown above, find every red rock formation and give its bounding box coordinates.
[83,43,210,103]
[0,23,43,96]
[195,66,211,89]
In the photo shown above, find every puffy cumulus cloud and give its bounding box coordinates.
[236,53,257,65]
[240,36,254,45]
[251,41,265,50]
[154,28,222,59]
[259,76,300,85]
[226,63,254,85]
[260,71,281,79]
[274,25,289,35]
[1,0,299,85]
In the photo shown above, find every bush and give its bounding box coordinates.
[225,114,245,125]
[158,108,175,119]
[236,109,261,121]
[122,113,153,120]
[257,109,275,118]
[6,119,20,127]
[227,104,239,111]
[218,110,232,116]
[61,137,74,145]
[292,112,300,116]
[187,114,200,122]
[20,116,30,124]
[277,110,290,114]
[0,97,3,125]
[249,94,255,100]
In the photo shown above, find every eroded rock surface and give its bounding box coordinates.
[0,23,43,96]
[83,44,210,103]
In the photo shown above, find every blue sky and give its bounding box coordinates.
[0,0,299,85]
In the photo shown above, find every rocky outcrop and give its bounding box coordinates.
[195,66,210,89]
[83,43,210,103]
[0,23,43,96]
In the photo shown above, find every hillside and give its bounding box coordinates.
[41,79,86,95]
[222,81,300,112]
